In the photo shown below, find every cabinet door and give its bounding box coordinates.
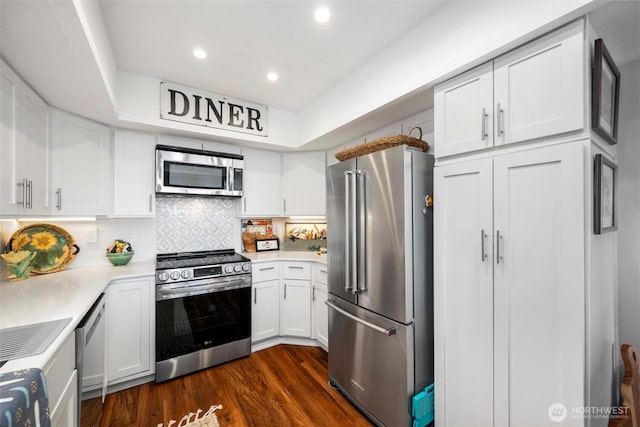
[282,152,326,216]
[107,277,153,383]
[493,143,584,427]
[434,158,494,427]
[252,278,280,342]
[241,147,282,216]
[113,130,156,217]
[434,62,494,157]
[494,20,584,147]
[50,370,77,427]
[0,62,19,215]
[312,282,328,349]
[281,279,311,337]
[51,109,111,215]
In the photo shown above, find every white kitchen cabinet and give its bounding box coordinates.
[281,279,311,338]
[44,333,77,427]
[434,20,584,158]
[51,109,111,215]
[0,59,51,216]
[240,147,282,217]
[252,262,280,342]
[112,130,156,217]
[106,276,154,384]
[282,152,326,216]
[435,143,586,427]
[312,263,328,349]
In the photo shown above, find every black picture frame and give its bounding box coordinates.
[592,38,621,145]
[594,154,617,234]
[255,238,279,252]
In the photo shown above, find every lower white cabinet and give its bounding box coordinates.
[281,279,311,338]
[312,264,328,349]
[106,276,154,385]
[44,333,77,427]
[252,279,280,342]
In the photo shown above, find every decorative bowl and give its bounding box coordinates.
[106,251,134,266]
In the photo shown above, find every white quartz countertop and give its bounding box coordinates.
[243,251,327,264]
[0,261,155,373]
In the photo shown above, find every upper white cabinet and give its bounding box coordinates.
[0,60,51,215]
[435,20,585,158]
[113,130,156,217]
[240,147,282,217]
[51,109,112,215]
[282,152,326,216]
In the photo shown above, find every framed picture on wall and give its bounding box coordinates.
[592,38,621,145]
[594,153,617,234]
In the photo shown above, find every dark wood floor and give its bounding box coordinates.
[82,344,374,426]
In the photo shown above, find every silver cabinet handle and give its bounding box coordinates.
[288,266,304,270]
[497,103,504,136]
[283,198,287,213]
[17,179,26,208]
[284,283,287,299]
[481,229,487,262]
[56,188,62,211]
[243,197,247,213]
[496,230,503,264]
[149,194,153,212]
[320,269,327,273]
[254,288,257,304]
[313,286,316,301]
[481,107,488,140]
[26,180,32,209]
[326,300,396,336]
[258,266,275,271]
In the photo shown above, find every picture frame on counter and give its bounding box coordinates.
[591,38,621,145]
[594,153,617,234]
[255,238,280,252]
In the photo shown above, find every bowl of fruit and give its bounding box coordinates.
[106,240,134,266]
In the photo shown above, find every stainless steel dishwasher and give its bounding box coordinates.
[75,293,107,421]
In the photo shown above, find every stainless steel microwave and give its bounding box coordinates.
[156,145,243,197]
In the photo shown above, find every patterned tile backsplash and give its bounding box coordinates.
[156,196,235,253]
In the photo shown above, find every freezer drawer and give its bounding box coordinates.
[327,298,415,427]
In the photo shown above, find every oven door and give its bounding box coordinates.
[155,275,251,364]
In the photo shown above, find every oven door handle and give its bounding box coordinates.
[156,276,251,300]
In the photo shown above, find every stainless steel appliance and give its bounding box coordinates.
[155,249,252,382]
[326,145,434,427]
[75,293,107,420]
[156,145,244,197]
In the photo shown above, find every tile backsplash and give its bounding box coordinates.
[156,196,239,253]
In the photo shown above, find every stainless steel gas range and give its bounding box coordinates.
[155,249,252,382]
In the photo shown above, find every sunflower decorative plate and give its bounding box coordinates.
[3,223,80,278]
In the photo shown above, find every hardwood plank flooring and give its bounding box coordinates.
[82,345,374,426]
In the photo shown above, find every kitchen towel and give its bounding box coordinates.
[0,368,50,427]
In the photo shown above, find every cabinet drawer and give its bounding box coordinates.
[253,262,280,283]
[283,262,311,280]
[313,263,328,285]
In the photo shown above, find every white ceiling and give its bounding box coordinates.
[99,0,447,113]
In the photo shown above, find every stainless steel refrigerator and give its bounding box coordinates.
[326,145,434,427]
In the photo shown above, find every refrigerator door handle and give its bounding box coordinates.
[344,171,355,292]
[326,300,397,336]
[355,169,367,294]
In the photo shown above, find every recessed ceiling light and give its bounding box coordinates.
[267,72,279,82]
[193,48,207,59]
[314,6,330,23]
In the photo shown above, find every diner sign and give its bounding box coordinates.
[160,81,268,137]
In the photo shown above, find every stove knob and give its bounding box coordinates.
[158,272,169,282]
[234,264,242,273]
[181,270,191,279]
[242,263,251,272]
[225,265,234,273]
[170,271,181,280]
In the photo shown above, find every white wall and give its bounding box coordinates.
[617,58,640,348]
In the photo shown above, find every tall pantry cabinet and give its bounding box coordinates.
[434,18,617,427]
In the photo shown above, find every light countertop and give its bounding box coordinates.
[0,261,155,373]
[243,250,327,264]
